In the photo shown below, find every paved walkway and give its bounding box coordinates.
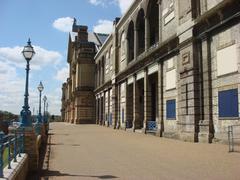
[41,122,239,180]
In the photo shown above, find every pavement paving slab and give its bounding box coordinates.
[39,122,240,180]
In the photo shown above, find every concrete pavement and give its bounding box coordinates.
[40,122,240,180]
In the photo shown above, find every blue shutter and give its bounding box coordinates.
[166,99,176,119]
[219,89,238,118]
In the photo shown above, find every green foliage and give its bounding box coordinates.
[0,110,18,121]
[3,147,9,168]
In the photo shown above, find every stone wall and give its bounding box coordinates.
[3,154,28,180]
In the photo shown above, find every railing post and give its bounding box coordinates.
[0,132,4,178]
[8,136,11,169]
[228,126,232,152]
[21,127,25,153]
[14,130,17,162]
[231,126,234,152]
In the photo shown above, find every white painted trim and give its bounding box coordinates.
[136,70,144,80]
[148,63,158,75]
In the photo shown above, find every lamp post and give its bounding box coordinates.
[20,39,35,127]
[43,95,47,123]
[37,81,44,123]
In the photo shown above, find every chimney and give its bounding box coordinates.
[113,17,121,26]
[72,18,88,41]
[78,26,88,42]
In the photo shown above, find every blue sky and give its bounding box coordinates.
[0,0,133,115]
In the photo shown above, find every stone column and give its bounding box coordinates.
[198,37,213,143]
[157,62,164,136]
[143,69,151,133]
[117,84,121,129]
[102,92,106,126]
[112,84,118,129]
[95,96,98,124]
[98,97,101,125]
[133,75,139,131]
[145,17,150,51]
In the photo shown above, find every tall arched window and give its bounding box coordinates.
[110,46,113,71]
[105,52,109,74]
[136,9,145,55]
[120,32,126,59]
[147,0,159,46]
[127,21,134,63]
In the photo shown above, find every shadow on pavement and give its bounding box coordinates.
[41,170,118,179]
[27,131,118,180]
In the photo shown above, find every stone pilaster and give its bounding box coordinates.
[111,84,118,129]
[178,41,201,142]
[102,92,106,126]
[143,69,151,133]
[133,75,140,131]
[157,62,164,136]
[96,96,99,124]
[198,37,213,143]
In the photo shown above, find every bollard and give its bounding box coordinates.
[14,130,17,162]
[0,132,4,178]
[8,136,11,169]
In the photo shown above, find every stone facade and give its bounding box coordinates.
[63,0,240,143]
[61,20,108,124]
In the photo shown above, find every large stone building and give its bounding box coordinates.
[61,19,108,124]
[62,0,240,143]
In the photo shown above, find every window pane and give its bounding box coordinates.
[218,89,239,118]
[166,99,176,119]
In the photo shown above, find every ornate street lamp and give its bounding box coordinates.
[19,39,35,127]
[43,95,47,123]
[37,81,44,123]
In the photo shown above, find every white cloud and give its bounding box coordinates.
[0,46,62,70]
[0,45,64,115]
[53,17,74,32]
[0,60,63,115]
[55,66,69,82]
[0,62,25,114]
[88,0,114,6]
[93,19,113,34]
[89,0,103,5]
[117,0,134,14]
[88,0,134,14]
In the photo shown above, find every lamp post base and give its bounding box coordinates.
[19,108,32,127]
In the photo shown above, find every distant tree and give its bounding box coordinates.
[0,110,18,121]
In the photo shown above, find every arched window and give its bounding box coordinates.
[110,46,113,56]
[127,21,134,63]
[105,52,109,74]
[120,32,126,58]
[136,9,145,55]
[147,0,159,46]
[110,46,113,70]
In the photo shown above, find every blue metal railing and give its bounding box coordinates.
[146,121,157,131]
[0,129,24,178]
[228,125,240,152]
[125,120,133,129]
